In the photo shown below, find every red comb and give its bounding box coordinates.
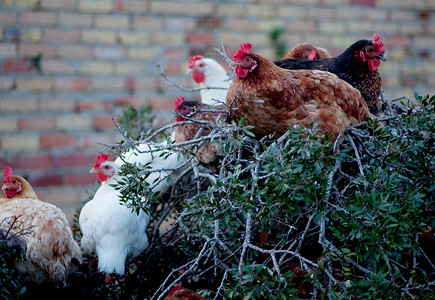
[94,153,109,168]
[373,33,385,55]
[3,167,12,184]
[167,284,182,297]
[188,55,203,69]
[233,43,252,61]
[174,96,185,111]
[308,49,316,60]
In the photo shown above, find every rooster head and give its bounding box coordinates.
[232,43,257,79]
[2,167,22,198]
[187,55,207,84]
[359,33,386,72]
[90,153,116,182]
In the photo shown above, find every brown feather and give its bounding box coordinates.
[174,103,228,169]
[0,174,82,286]
[226,51,373,138]
[282,42,330,60]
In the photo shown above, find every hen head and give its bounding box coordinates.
[187,55,208,84]
[2,167,22,198]
[174,96,198,122]
[232,43,257,78]
[90,153,117,182]
[359,33,386,72]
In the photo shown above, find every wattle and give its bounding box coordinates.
[235,67,249,79]
[97,173,108,182]
[5,189,15,198]
[192,73,205,84]
[368,58,380,72]
[176,116,184,122]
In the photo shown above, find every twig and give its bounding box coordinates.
[345,134,365,179]
[238,212,252,274]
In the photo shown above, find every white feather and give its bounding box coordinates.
[195,58,232,105]
[79,162,150,275]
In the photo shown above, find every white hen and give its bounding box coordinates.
[187,55,231,105]
[114,142,188,195]
[79,154,150,275]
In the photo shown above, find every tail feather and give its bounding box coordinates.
[97,247,127,275]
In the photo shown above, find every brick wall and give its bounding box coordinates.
[1,0,434,221]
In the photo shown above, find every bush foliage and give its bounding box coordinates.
[1,94,433,299]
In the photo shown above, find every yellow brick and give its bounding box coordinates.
[16,78,53,92]
[82,30,117,44]
[16,0,39,8]
[0,12,17,24]
[79,62,113,74]
[2,135,40,152]
[41,0,77,10]
[247,5,275,18]
[1,98,38,112]
[115,63,144,75]
[79,0,113,12]
[218,32,249,45]
[319,21,346,34]
[21,28,43,42]
[0,117,18,132]
[127,47,161,60]
[149,32,184,45]
[150,1,213,15]
[3,0,14,7]
[56,114,92,131]
[216,4,245,17]
[0,78,14,91]
[256,20,284,32]
[133,16,164,30]
[0,44,16,57]
[96,15,130,29]
[118,32,149,45]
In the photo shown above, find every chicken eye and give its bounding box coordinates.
[367,47,373,52]
[246,58,251,62]
[199,63,204,67]
[104,166,109,169]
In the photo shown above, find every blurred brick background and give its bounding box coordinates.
[1,0,434,221]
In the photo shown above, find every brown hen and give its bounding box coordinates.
[282,42,330,60]
[0,167,82,287]
[164,284,203,300]
[225,43,373,138]
[173,97,227,169]
[275,34,386,114]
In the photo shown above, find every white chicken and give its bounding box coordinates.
[114,142,188,195]
[79,154,150,275]
[0,166,82,287]
[187,55,231,105]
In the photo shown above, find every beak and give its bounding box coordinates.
[377,54,386,62]
[90,167,99,173]
[230,62,241,67]
[1,183,7,191]
[186,68,194,74]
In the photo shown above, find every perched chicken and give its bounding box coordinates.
[274,34,386,113]
[114,143,188,196]
[225,43,373,138]
[174,96,227,169]
[282,42,330,60]
[164,284,203,300]
[187,55,231,105]
[79,154,150,275]
[0,167,81,287]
